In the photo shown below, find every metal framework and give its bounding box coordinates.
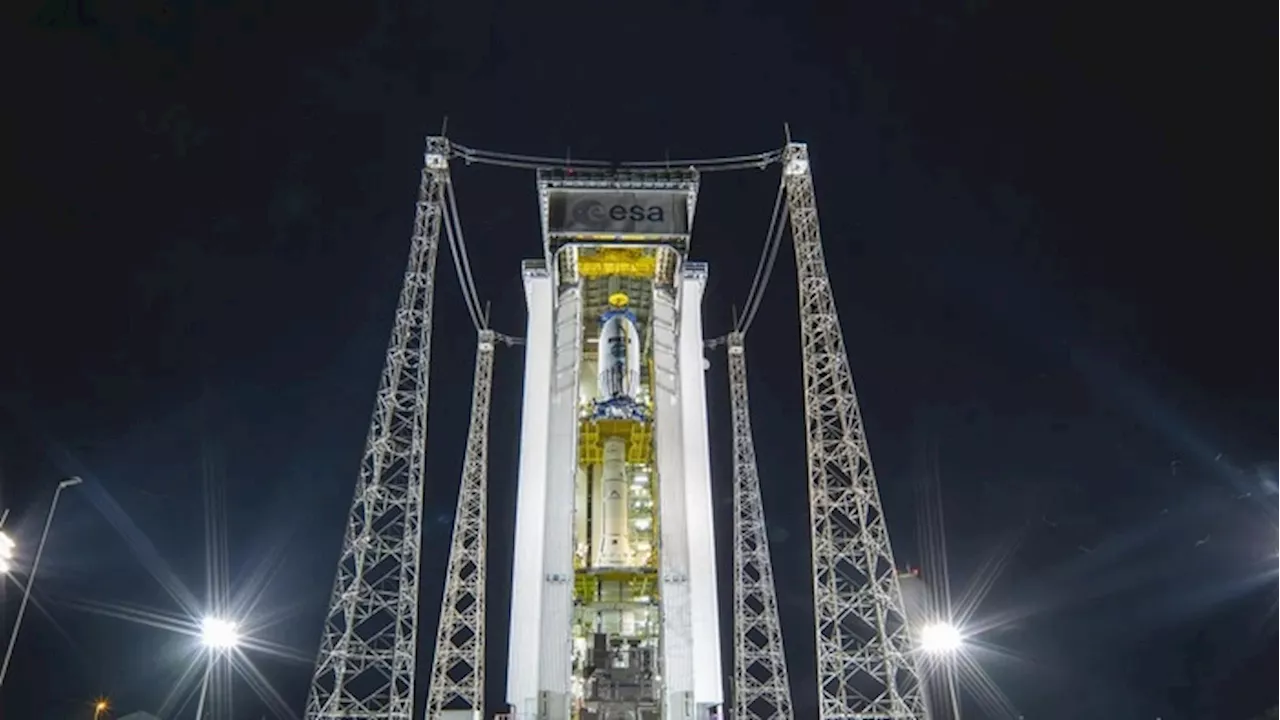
[426,329,495,718]
[727,331,795,720]
[305,136,451,720]
[782,142,926,719]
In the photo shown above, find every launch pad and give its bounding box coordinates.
[305,138,928,720]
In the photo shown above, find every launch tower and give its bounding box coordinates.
[507,168,722,720]
[304,137,927,720]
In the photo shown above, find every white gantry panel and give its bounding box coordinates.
[536,275,583,718]
[506,264,554,718]
[652,284,696,720]
[677,265,725,709]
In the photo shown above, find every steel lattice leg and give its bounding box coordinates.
[783,142,926,720]
[425,330,495,718]
[728,332,795,720]
[305,137,451,720]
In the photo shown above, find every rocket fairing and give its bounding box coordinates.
[593,293,645,420]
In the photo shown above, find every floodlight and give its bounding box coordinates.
[0,532,14,574]
[200,617,240,650]
[919,621,963,654]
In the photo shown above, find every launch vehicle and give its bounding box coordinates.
[506,168,722,720]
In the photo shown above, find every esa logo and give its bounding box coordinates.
[572,199,666,228]
[607,204,665,222]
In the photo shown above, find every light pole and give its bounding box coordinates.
[0,476,83,688]
[919,621,964,720]
[194,616,239,720]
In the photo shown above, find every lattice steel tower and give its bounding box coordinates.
[305,137,450,720]
[727,331,795,720]
[782,142,926,719]
[426,329,495,717]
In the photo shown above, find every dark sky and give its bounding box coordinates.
[4,1,1276,718]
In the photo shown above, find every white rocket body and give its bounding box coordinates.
[596,436,630,567]
[597,311,641,403]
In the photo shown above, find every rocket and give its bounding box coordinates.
[596,435,630,567]
[594,293,641,567]
[595,293,641,411]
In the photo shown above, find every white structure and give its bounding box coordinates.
[506,168,722,720]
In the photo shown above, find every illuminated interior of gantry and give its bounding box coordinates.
[507,167,722,720]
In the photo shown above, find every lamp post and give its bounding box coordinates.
[920,621,964,720]
[194,616,239,720]
[0,476,83,688]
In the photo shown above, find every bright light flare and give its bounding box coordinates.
[0,531,14,574]
[200,616,240,649]
[920,621,964,654]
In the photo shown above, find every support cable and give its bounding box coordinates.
[619,150,784,168]
[736,177,788,334]
[444,178,485,328]
[441,188,483,331]
[452,145,613,168]
[450,142,784,173]
[440,171,529,341]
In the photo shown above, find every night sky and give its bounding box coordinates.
[4,1,1276,719]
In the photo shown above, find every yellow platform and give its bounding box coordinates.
[576,248,656,279]
[579,417,653,465]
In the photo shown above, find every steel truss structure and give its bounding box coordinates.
[782,142,926,719]
[304,135,926,720]
[728,331,795,720]
[426,329,495,717]
[305,137,450,720]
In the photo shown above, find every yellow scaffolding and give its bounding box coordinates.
[579,417,653,465]
[576,248,656,279]
[572,569,660,605]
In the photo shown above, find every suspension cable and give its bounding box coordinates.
[441,184,483,331]
[445,178,484,327]
[450,142,784,173]
[451,144,613,168]
[619,149,784,169]
[441,141,787,343]
[737,176,788,334]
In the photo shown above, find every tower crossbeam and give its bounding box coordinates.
[425,329,495,718]
[782,142,926,720]
[728,331,795,720]
[305,136,450,720]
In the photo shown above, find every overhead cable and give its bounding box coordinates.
[619,149,784,169]
[441,183,484,331]
[441,175,527,342]
[737,177,789,334]
[450,142,784,173]
[451,144,612,168]
[445,178,484,327]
